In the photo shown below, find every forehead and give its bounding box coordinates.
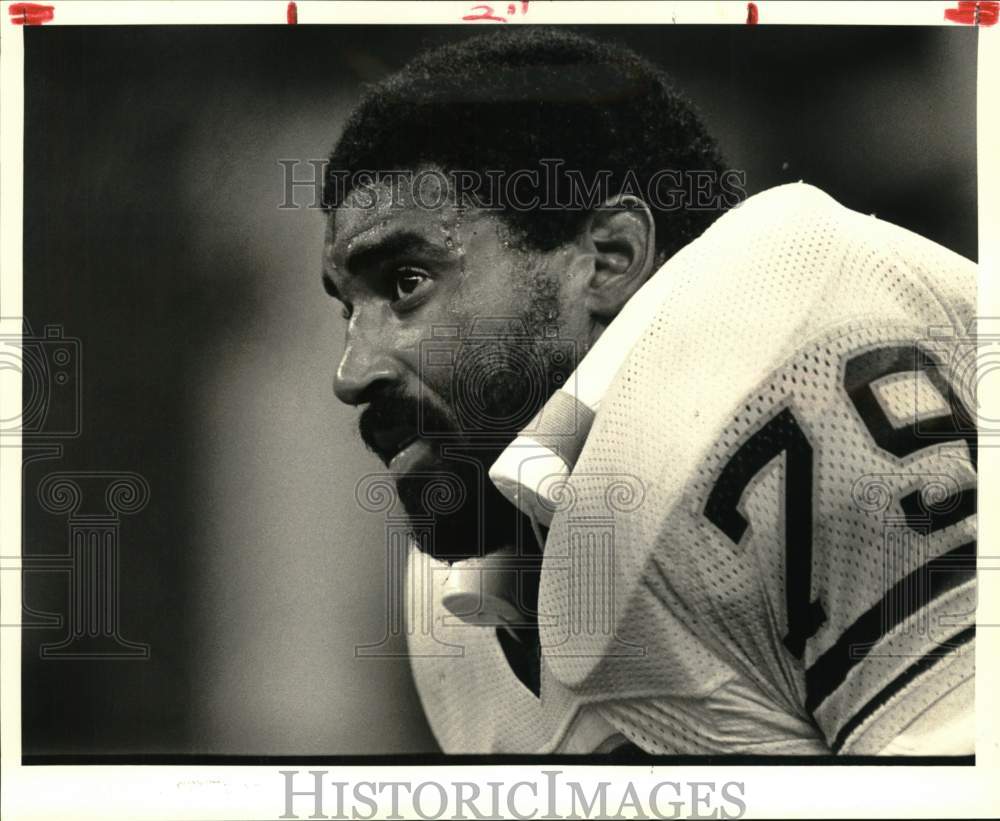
[325,171,463,269]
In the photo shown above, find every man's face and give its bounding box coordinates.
[323,170,586,559]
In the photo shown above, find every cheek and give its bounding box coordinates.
[455,252,542,319]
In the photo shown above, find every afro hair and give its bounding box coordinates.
[325,28,727,263]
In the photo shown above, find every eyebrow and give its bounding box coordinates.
[322,229,452,301]
[346,230,449,270]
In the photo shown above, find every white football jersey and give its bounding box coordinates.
[405,183,976,755]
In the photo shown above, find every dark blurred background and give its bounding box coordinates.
[20,25,977,758]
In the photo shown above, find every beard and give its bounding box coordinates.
[357,296,573,561]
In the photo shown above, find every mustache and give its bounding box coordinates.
[357,385,456,463]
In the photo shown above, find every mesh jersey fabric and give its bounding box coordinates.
[406,182,976,754]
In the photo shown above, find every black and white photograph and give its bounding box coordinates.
[1,1,997,818]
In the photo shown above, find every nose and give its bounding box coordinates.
[333,314,401,406]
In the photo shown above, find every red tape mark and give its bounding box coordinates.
[8,2,54,24]
[287,0,297,24]
[944,0,998,25]
[746,2,759,24]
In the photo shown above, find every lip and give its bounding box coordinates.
[373,426,417,460]
[388,436,434,474]
[392,433,418,454]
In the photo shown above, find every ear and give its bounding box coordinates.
[582,194,657,323]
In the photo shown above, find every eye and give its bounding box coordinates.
[392,266,432,304]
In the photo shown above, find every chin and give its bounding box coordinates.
[394,455,520,562]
